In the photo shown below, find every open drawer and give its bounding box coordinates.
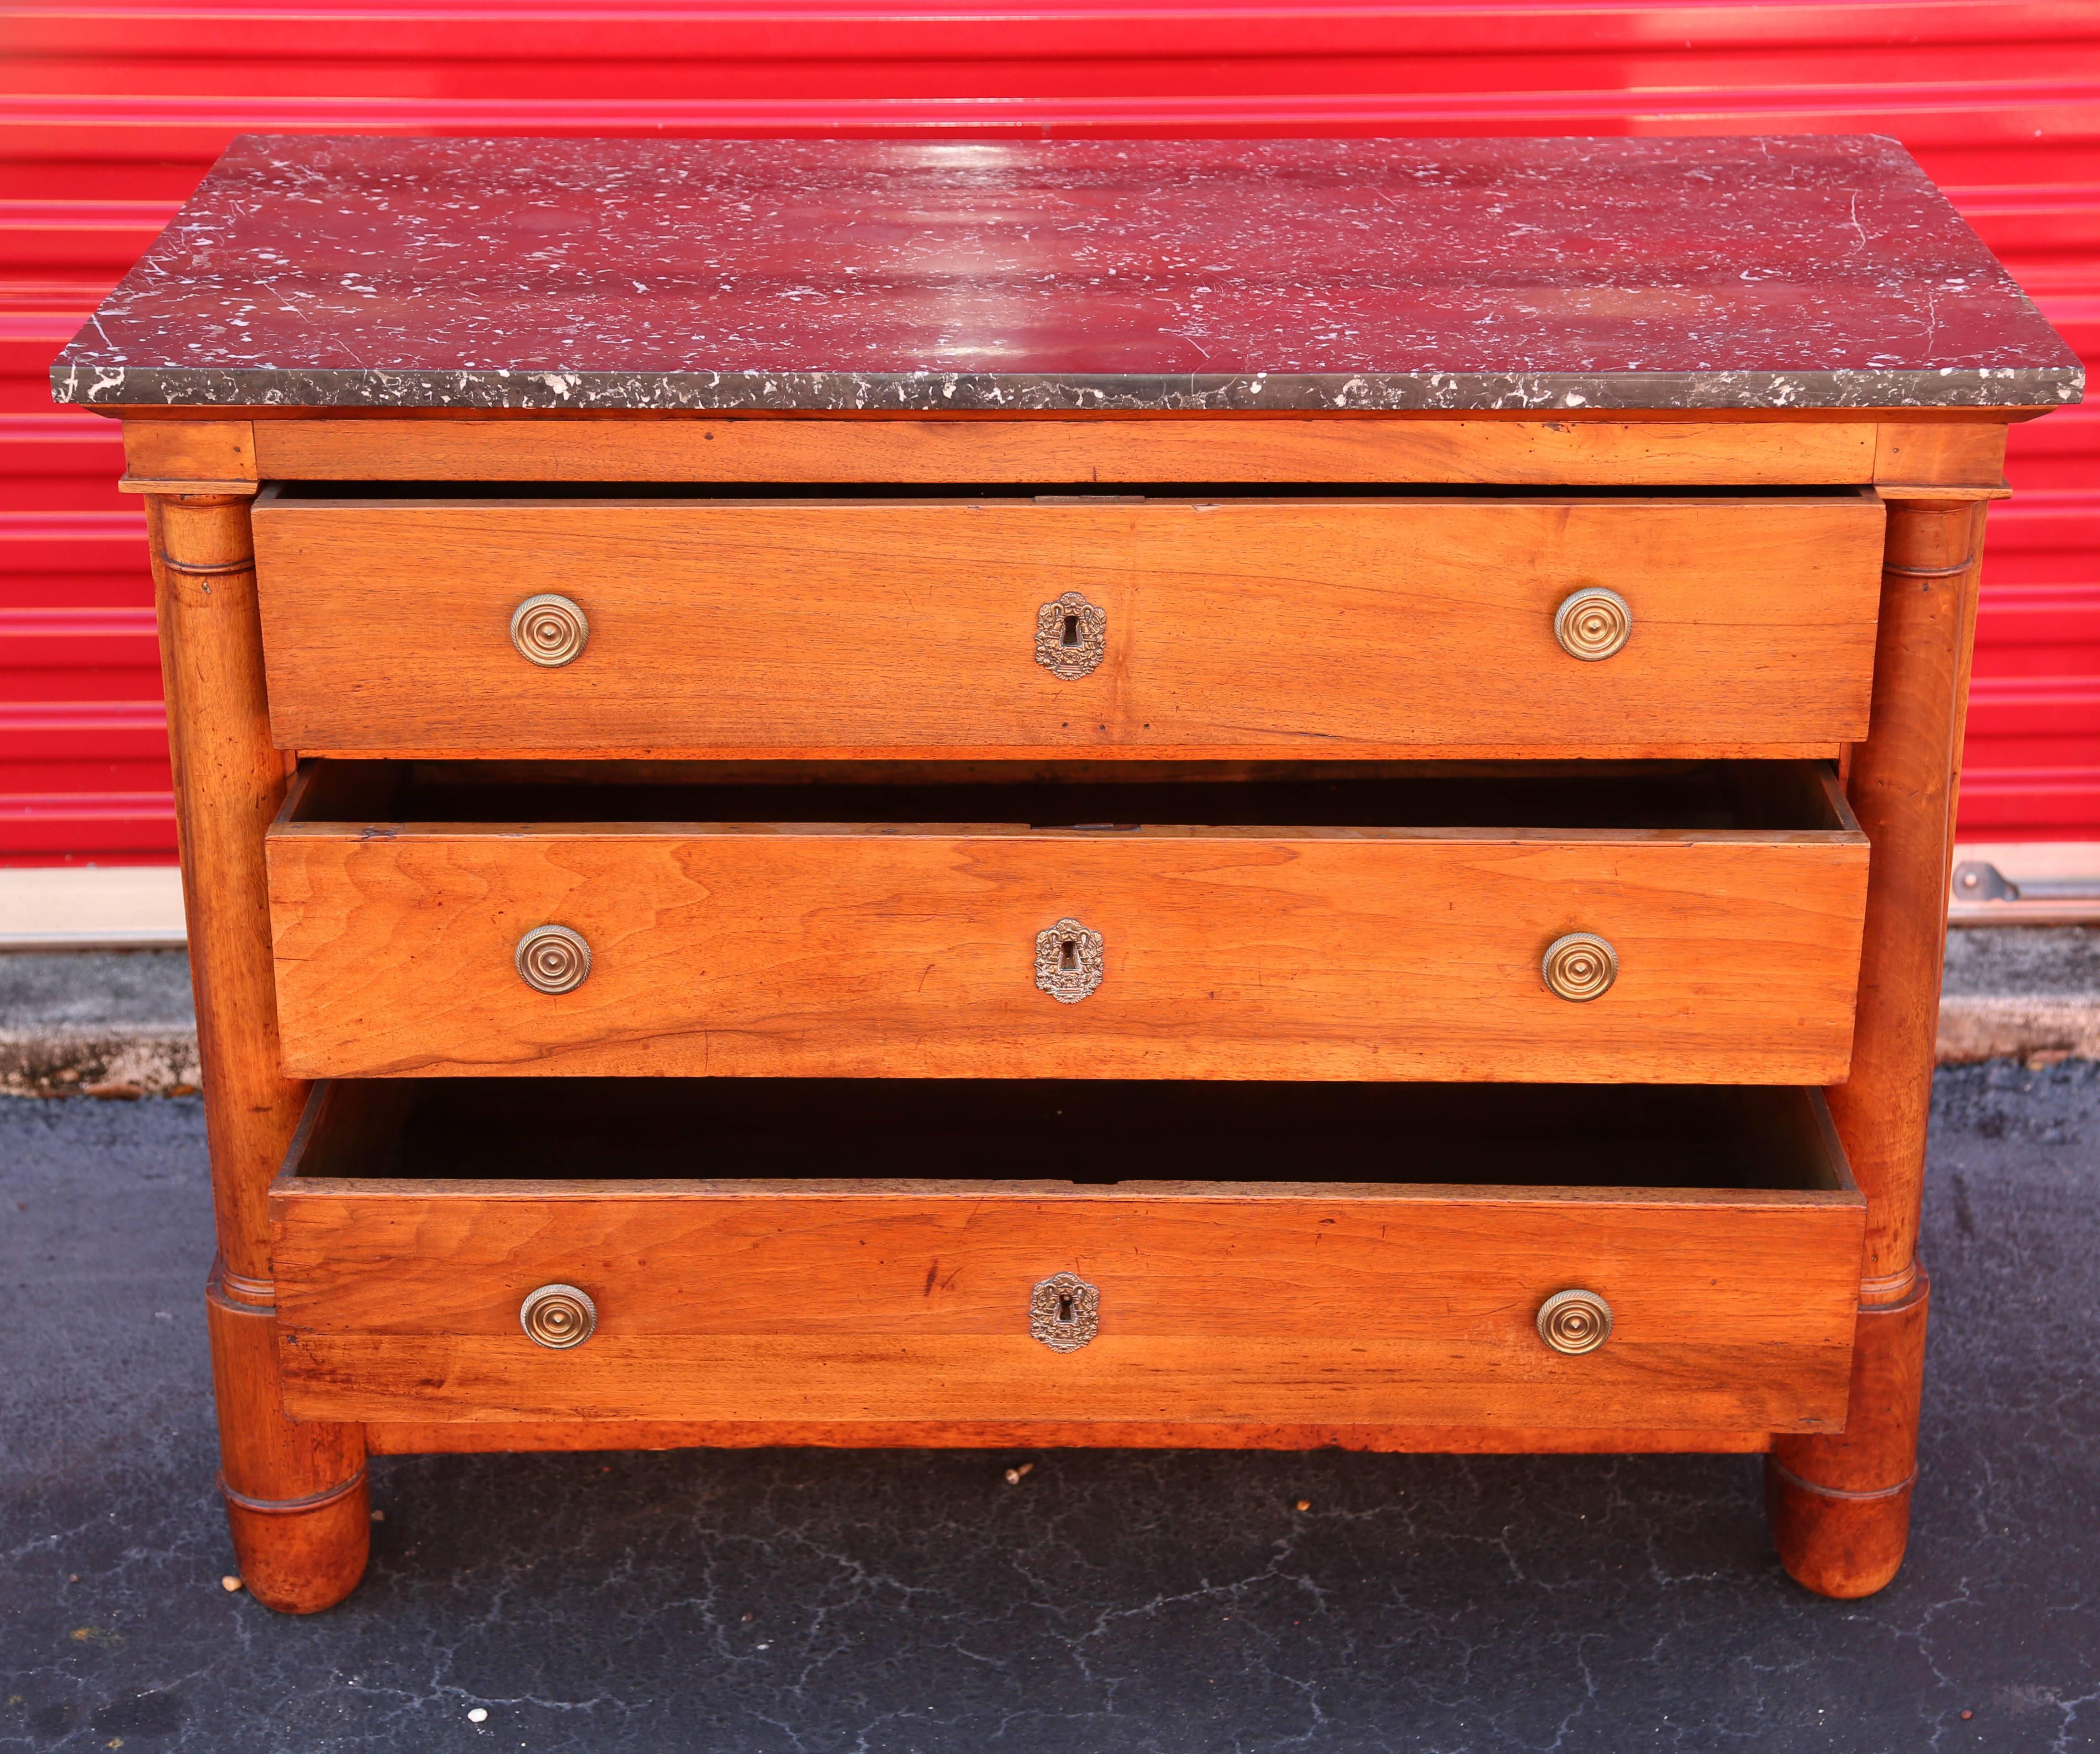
[266,758,1870,1084]
[270,1077,1867,1436]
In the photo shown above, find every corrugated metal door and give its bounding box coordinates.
[6,2,2095,864]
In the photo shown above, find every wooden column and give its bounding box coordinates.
[148,489,370,1612]
[1767,491,1987,1598]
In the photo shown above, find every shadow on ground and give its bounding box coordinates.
[4,1063,2096,1753]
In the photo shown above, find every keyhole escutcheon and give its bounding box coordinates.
[1035,591,1107,680]
[1035,917,1104,1004]
[1031,1273,1099,1352]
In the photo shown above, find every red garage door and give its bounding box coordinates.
[5,1,2095,864]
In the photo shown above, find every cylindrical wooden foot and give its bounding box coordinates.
[1766,1268,1930,1598]
[223,1473,372,1617]
[207,1264,370,1613]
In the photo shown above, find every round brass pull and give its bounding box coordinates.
[515,924,591,994]
[1537,1289,1613,1355]
[1554,587,1631,661]
[510,593,589,667]
[520,1283,597,1349]
[1541,931,1617,1002]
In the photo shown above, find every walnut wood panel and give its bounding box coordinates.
[1870,422,2008,486]
[148,489,367,1614]
[249,494,1886,758]
[207,1265,369,1614]
[149,494,305,1282]
[127,419,257,486]
[364,1420,1774,1454]
[1768,492,1987,1598]
[1768,1272,1931,1597]
[1830,500,1987,1284]
[267,817,1870,1084]
[248,416,1884,486]
[273,1170,1863,1433]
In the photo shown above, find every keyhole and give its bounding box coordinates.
[1060,938,1078,972]
[1058,1294,1074,1324]
[1061,613,1080,648]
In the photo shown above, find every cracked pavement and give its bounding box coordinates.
[4,1063,2097,1752]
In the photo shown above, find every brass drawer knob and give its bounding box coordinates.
[1030,1272,1099,1351]
[1537,1288,1612,1355]
[1035,590,1107,680]
[521,1283,596,1349]
[510,592,590,667]
[515,923,591,994]
[1541,931,1617,1002]
[1034,917,1104,1003]
[1554,587,1631,661]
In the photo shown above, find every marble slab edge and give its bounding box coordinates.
[50,363,2084,415]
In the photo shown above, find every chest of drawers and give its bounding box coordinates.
[57,133,2080,1615]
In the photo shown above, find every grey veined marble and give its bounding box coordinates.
[53,134,2081,415]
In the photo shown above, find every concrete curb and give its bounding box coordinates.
[1935,998,2100,1065]
[11,1015,2092,1096]
[3,937,2096,1096]
[0,951,203,1097]
[0,1029,201,1098]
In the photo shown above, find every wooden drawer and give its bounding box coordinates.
[249,487,1886,759]
[270,1078,1867,1434]
[267,759,1869,1084]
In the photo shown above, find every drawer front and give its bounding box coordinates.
[268,819,1869,1084]
[269,1087,1866,1433]
[251,494,1885,757]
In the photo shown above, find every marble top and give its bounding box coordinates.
[54,133,2081,415]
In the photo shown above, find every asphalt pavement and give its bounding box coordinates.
[4,1063,2098,1754]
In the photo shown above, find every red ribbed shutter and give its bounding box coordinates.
[5,3,2094,862]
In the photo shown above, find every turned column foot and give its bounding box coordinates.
[1765,1269,1930,1598]
[222,1474,371,1616]
[207,1263,369,1613]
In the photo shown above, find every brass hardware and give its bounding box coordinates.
[515,924,591,994]
[1034,590,1107,680]
[1541,931,1617,1002]
[1029,1272,1099,1351]
[520,1283,597,1349]
[510,592,590,667]
[1553,587,1631,661]
[1536,1288,1612,1355]
[1034,917,1104,1004]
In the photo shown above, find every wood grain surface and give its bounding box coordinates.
[362,1420,1776,1454]
[248,415,1885,486]
[1828,499,1988,1284]
[1870,422,2008,486]
[250,492,1886,758]
[267,803,1869,1084]
[149,489,368,1612]
[149,494,309,1280]
[272,1089,1863,1432]
[127,419,257,485]
[1769,493,1987,1597]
